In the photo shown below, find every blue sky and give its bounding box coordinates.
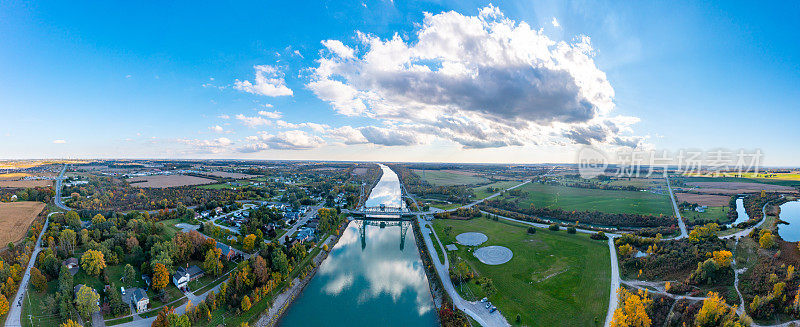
[1,0,798,165]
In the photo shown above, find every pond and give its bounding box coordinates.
[776,201,800,242]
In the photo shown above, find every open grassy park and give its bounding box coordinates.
[432,216,610,326]
[502,183,674,216]
[412,169,490,186]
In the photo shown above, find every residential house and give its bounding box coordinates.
[172,265,205,289]
[216,242,235,260]
[62,257,79,276]
[121,287,149,313]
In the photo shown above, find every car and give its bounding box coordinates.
[480,297,488,303]
[485,302,492,309]
[489,306,497,313]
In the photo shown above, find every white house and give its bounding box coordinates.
[172,265,205,289]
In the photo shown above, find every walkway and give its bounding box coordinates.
[665,174,688,239]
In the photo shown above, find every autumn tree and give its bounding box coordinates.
[241,295,251,312]
[695,291,744,326]
[712,250,733,268]
[243,234,256,252]
[91,214,106,225]
[30,267,47,292]
[618,244,634,257]
[152,263,169,291]
[75,285,100,318]
[0,294,8,316]
[59,229,77,254]
[610,288,652,327]
[80,249,106,276]
[204,248,223,276]
[760,231,776,249]
[60,320,81,327]
[253,256,270,284]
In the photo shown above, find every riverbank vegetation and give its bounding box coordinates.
[433,216,610,326]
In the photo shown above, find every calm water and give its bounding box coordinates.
[776,201,800,242]
[728,198,749,226]
[279,164,437,327]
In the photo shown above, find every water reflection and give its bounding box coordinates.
[728,198,749,227]
[776,201,800,242]
[279,165,436,326]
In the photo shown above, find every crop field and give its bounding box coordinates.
[127,174,216,188]
[471,180,522,199]
[681,206,730,224]
[675,192,732,206]
[0,180,52,188]
[680,180,797,195]
[0,201,45,245]
[0,173,31,181]
[678,176,800,187]
[432,217,610,326]
[505,183,673,216]
[412,169,490,186]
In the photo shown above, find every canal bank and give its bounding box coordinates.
[276,164,438,327]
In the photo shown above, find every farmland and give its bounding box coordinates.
[0,201,45,245]
[199,171,258,179]
[0,180,52,188]
[471,181,522,199]
[127,174,216,188]
[432,216,610,326]
[412,169,490,186]
[501,182,673,216]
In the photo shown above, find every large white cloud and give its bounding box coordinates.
[234,65,294,97]
[239,130,324,152]
[307,5,642,149]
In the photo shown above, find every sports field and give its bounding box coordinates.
[0,201,45,246]
[432,217,610,326]
[505,183,673,216]
[412,169,490,186]
[472,181,521,199]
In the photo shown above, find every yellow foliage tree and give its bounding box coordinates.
[695,291,743,327]
[243,234,256,252]
[0,294,8,316]
[152,263,169,290]
[241,295,251,312]
[618,244,634,257]
[610,288,651,327]
[760,231,776,249]
[60,320,82,327]
[80,249,106,276]
[712,250,733,268]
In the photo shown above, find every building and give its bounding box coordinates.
[121,287,149,313]
[172,265,205,289]
[296,227,316,243]
[216,242,235,260]
[62,257,79,276]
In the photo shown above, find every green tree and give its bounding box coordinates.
[271,250,290,276]
[30,267,47,292]
[204,248,223,276]
[75,285,100,318]
[122,264,137,287]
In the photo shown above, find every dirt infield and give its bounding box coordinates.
[201,171,257,179]
[0,201,45,245]
[685,182,796,194]
[675,193,732,206]
[128,175,216,188]
[0,180,53,188]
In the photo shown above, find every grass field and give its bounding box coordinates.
[432,217,610,326]
[472,181,521,199]
[504,183,673,216]
[127,174,216,188]
[678,176,800,187]
[0,201,45,245]
[681,206,730,224]
[413,169,490,186]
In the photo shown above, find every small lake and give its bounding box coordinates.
[279,164,437,326]
[728,198,749,227]
[776,201,800,242]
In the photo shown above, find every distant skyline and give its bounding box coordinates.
[1,1,798,164]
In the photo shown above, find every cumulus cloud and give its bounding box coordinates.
[52,139,66,144]
[236,114,272,128]
[233,65,293,97]
[209,125,225,133]
[217,114,230,119]
[306,5,641,149]
[258,110,282,119]
[239,130,324,152]
[275,121,330,133]
[552,17,560,28]
[326,126,369,145]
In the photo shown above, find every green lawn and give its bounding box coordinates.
[505,183,673,216]
[430,203,461,210]
[681,206,730,224]
[412,169,490,186]
[22,280,65,327]
[197,183,236,190]
[432,217,611,327]
[472,181,521,199]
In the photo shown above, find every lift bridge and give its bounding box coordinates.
[355,219,411,251]
[349,204,416,217]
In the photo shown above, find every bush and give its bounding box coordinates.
[548,223,560,231]
[527,227,536,234]
[567,226,577,234]
[590,231,608,240]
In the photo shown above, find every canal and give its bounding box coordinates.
[279,164,437,326]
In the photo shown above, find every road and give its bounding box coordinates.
[7,165,68,327]
[665,174,688,239]
[278,205,322,245]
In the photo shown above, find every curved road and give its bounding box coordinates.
[7,164,68,327]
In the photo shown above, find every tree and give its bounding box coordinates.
[60,320,81,327]
[204,248,223,276]
[64,211,81,229]
[527,227,536,234]
[618,244,634,257]
[241,295,252,312]
[122,264,137,287]
[610,288,651,327]
[480,277,496,296]
[712,250,733,268]
[80,249,106,276]
[253,256,269,285]
[0,294,8,316]
[31,267,47,292]
[91,214,106,225]
[695,291,744,326]
[152,263,169,291]
[548,223,559,231]
[243,234,256,252]
[271,250,290,276]
[152,306,174,327]
[760,231,776,249]
[75,285,100,318]
[59,229,77,254]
